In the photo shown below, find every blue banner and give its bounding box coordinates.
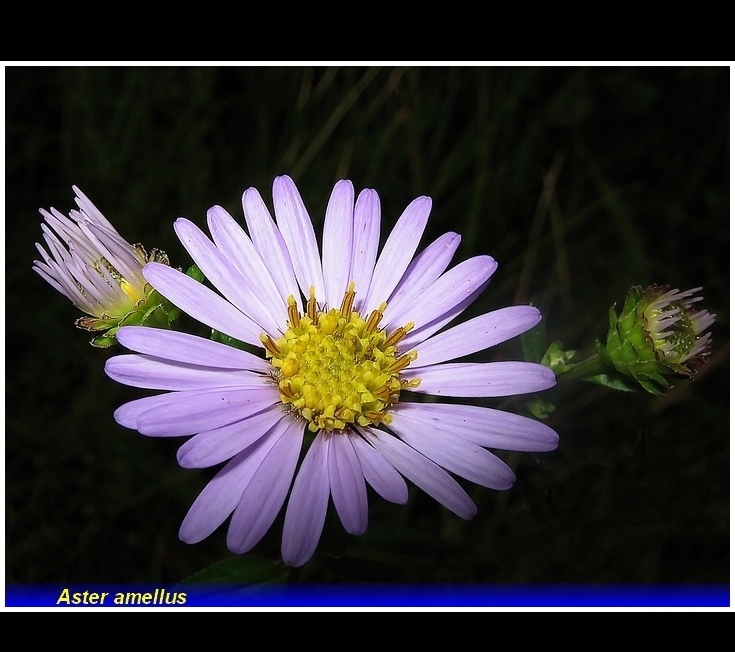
[5,584,730,608]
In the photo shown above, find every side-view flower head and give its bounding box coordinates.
[597,284,716,395]
[33,186,172,347]
[105,175,559,567]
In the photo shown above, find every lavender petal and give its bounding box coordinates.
[178,435,278,544]
[400,281,489,351]
[350,433,408,504]
[393,402,559,452]
[143,262,264,347]
[388,415,516,490]
[206,205,288,328]
[176,404,288,468]
[105,354,268,391]
[117,387,277,437]
[227,417,304,554]
[382,232,461,325]
[281,433,331,567]
[272,175,325,302]
[328,434,368,535]
[322,180,355,309]
[242,186,302,311]
[364,196,431,314]
[403,361,556,398]
[174,217,281,335]
[350,188,381,312]
[361,427,477,519]
[116,326,270,373]
[412,305,543,368]
[386,255,497,334]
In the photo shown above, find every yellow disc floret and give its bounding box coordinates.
[261,283,419,433]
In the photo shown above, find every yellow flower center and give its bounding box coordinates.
[261,283,419,433]
[120,278,144,303]
[94,256,145,308]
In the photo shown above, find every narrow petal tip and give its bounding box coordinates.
[537,364,558,390]
[112,401,139,430]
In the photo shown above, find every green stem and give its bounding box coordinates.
[555,353,610,385]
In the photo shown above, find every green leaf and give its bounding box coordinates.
[520,320,547,363]
[586,372,639,393]
[178,556,288,585]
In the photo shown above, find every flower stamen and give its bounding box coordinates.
[263,285,417,433]
[260,333,282,357]
[386,352,418,374]
[384,322,414,349]
[340,281,357,318]
[307,287,319,325]
[287,295,300,328]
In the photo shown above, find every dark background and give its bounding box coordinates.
[5,66,729,586]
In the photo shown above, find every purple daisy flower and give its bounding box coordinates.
[33,186,172,346]
[33,186,151,323]
[105,175,558,567]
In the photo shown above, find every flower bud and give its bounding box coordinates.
[596,284,715,394]
[33,186,177,347]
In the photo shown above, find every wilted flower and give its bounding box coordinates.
[596,284,716,394]
[33,186,174,347]
[105,175,558,567]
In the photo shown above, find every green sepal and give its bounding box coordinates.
[75,315,120,332]
[166,306,180,325]
[595,337,613,367]
[115,290,174,330]
[90,331,119,348]
[636,378,668,396]
[586,372,640,393]
[186,264,205,283]
[78,288,179,347]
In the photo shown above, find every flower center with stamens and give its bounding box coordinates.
[91,257,142,304]
[261,283,419,433]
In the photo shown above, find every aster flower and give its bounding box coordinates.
[33,186,174,347]
[105,175,558,567]
[594,284,716,394]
